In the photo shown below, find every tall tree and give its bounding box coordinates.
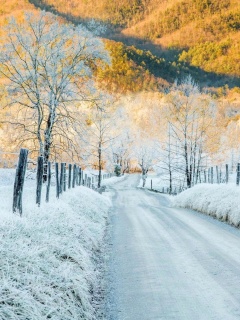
[163,76,214,188]
[0,11,110,173]
[79,95,119,188]
[135,139,156,187]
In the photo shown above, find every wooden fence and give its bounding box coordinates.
[149,163,240,196]
[13,148,114,215]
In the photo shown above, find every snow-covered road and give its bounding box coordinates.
[106,174,240,320]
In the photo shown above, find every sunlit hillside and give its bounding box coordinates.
[0,0,239,91]
[24,0,240,89]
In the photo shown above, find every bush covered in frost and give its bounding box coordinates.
[174,184,240,227]
[0,182,111,320]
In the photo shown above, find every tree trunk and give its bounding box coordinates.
[169,169,172,194]
[43,108,56,181]
[184,142,191,188]
[36,156,44,206]
[43,139,51,182]
[98,142,102,188]
[55,163,60,198]
[142,168,148,188]
[46,161,51,202]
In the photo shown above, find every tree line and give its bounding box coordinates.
[0,10,239,193]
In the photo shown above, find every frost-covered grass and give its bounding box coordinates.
[0,169,111,319]
[174,184,240,227]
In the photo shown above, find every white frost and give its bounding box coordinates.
[174,183,240,226]
[0,169,111,319]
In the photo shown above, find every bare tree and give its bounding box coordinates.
[79,96,119,188]
[135,140,156,187]
[110,126,134,174]
[0,12,110,175]
[163,76,214,188]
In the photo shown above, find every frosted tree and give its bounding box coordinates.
[135,140,156,187]
[163,76,214,188]
[110,130,133,174]
[0,12,110,175]
[109,110,134,175]
[79,95,119,188]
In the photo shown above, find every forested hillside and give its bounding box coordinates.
[0,0,239,91]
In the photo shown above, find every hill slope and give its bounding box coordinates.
[28,0,240,89]
[0,0,239,91]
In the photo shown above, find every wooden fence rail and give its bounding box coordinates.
[13,149,115,215]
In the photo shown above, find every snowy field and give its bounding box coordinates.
[138,171,185,192]
[0,168,113,319]
[174,184,240,227]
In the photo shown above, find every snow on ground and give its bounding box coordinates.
[138,171,183,192]
[0,169,111,319]
[174,183,240,227]
[102,174,127,187]
[107,175,240,320]
[139,170,240,228]
[139,169,238,193]
[138,172,160,189]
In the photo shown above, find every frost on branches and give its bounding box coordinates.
[0,11,110,172]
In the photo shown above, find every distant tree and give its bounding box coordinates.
[114,164,122,177]
[135,140,156,187]
[110,129,134,174]
[79,95,119,188]
[163,76,214,188]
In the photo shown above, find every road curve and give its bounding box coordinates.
[106,174,240,320]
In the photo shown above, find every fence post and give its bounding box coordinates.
[46,161,51,203]
[78,167,82,185]
[81,170,84,185]
[13,148,28,215]
[55,163,60,198]
[211,167,213,184]
[59,163,64,194]
[236,163,240,185]
[63,163,67,191]
[72,164,77,188]
[216,166,219,184]
[151,179,153,190]
[68,164,72,189]
[226,164,229,183]
[76,167,79,186]
[36,156,44,206]
[204,170,207,183]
